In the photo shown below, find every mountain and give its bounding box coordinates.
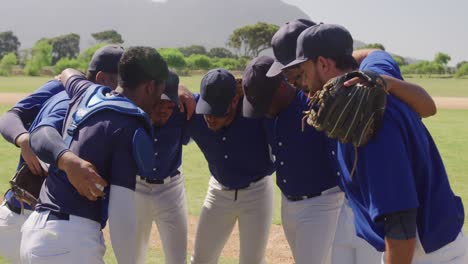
[1,0,309,50]
[1,0,416,63]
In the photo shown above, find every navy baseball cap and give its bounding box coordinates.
[161,71,179,105]
[196,69,236,117]
[283,24,354,69]
[88,45,124,73]
[243,56,284,118]
[266,19,316,77]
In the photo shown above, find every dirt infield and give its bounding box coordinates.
[0,93,27,105]
[1,93,468,110]
[102,215,295,263]
[432,97,468,110]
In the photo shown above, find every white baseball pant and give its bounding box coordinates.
[135,172,188,264]
[382,231,468,264]
[20,210,105,264]
[281,187,344,264]
[332,199,381,264]
[0,202,32,263]
[191,175,274,264]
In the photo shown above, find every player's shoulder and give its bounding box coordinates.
[13,80,64,109]
[360,50,403,80]
[49,90,70,103]
[36,80,65,94]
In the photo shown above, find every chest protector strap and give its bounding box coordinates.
[63,85,155,178]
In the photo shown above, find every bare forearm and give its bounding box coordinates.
[385,237,416,264]
[353,49,382,65]
[384,76,436,117]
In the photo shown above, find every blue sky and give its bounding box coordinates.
[283,0,467,65]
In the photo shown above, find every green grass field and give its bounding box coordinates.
[406,77,468,97]
[0,106,467,263]
[0,75,205,94]
[0,76,52,93]
[1,75,468,97]
[0,75,467,263]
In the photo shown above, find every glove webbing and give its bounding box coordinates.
[301,92,359,179]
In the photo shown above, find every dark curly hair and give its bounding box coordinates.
[118,47,169,90]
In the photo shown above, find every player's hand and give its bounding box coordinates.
[343,77,369,87]
[16,133,46,177]
[344,74,390,93]
[58,151,108,201]
[178,85,196,120]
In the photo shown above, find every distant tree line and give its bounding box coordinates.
[399,52,459,76]
[1,24,467,78]
[356,43,467,77]
[0,29,125,76]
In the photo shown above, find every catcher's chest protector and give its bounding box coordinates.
[63,85,156,178]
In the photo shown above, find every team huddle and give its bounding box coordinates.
[0,19,466,264]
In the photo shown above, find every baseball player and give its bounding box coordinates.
[0,45,124,263]
[284,23,467,263]
[20,46,169,263]
[0,88,68,264]
[186,68,275,264]
[242,19,436,264]
[135,71,190,264]
[242,55,435,264]
[329,50,437,264]
[243,55,343,264]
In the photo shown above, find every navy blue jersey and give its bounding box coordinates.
[5,91,69,209]
[36,76,147,228]
[266,89,338,196]
[185,94,274,189]
[337,51,464,253]
[151,110,187,179]
[0,81,64,145]
[11,80,64,128]
[27,91,69,137]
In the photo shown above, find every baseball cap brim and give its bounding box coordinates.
[242,96,271,118]
[196,97,227,117]
[266,60,285,77]
[282,57,308,70]
[161,93,179,105]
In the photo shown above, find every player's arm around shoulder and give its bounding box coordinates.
[383,75,437,118]
[60,68,91,100]
[0,80,64,146]
[356,49,437,118]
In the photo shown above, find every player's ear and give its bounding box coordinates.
[95,71,105,85]
[317,56,330,72]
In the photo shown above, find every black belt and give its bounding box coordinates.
[140,170,180,184]
[224,175,267,201]
[286,192,322,202]
[225,175,266,191]
[37,208,70,221]
[6,201,21,215]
